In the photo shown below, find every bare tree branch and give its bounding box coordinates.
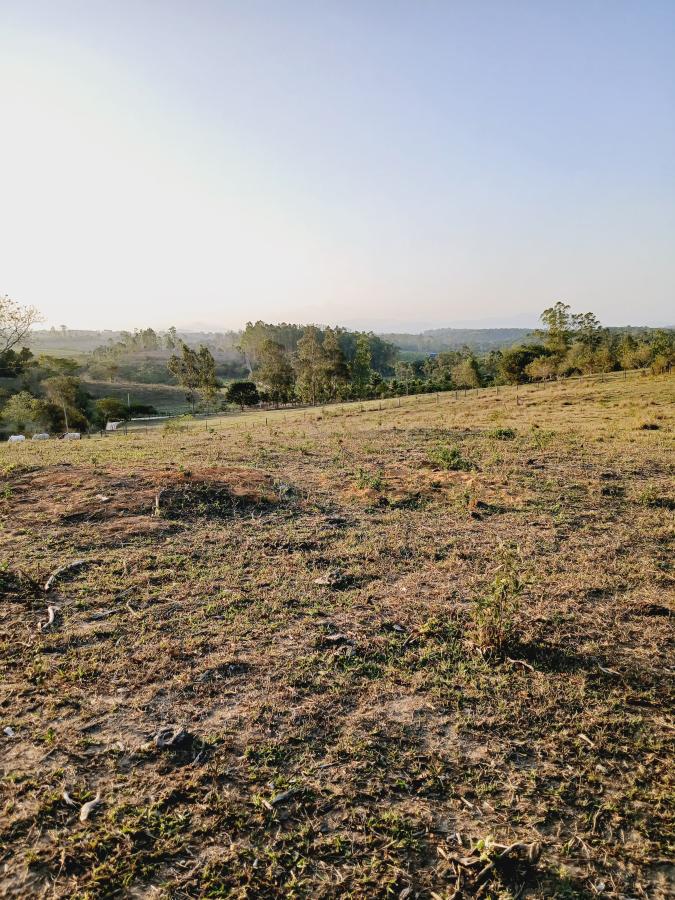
[0,295,43,355]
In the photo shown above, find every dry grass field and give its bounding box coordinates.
[1,373,673,899]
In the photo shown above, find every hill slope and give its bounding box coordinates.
[1,374,673,898]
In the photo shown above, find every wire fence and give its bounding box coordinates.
[105,365,665,438]
[2,366,668,442]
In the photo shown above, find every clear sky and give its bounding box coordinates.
[1,1,673,331]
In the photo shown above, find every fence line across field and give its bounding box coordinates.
[110,365,663,438]
[2,366,664,443]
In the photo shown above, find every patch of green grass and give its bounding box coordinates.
[355,467,384,490]
[428,443,474,470]
[488,426,517,440]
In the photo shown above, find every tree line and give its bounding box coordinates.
[0,293,673,434]
[384,303,673,395]
[86,326,247,384]
[230,323,397,406]
[217,307,673,408]
[162,324,399,411]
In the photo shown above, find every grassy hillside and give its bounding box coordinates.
[0,374,673,898]
[82,379,191,415]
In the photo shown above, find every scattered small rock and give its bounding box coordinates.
[275,482,293,499]
[270,787,300,806]
[313,569,352,588]
[313,570,340,587]
[323,633,352,646]
[153,725,194,751]
[79,791,102,822]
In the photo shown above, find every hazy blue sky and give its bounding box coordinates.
[1,1,673,330]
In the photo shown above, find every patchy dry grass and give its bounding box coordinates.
[0,374,673,898]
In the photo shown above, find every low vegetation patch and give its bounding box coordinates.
[428,442,474,471]
[470,544,525,656]
[488,426,517,440]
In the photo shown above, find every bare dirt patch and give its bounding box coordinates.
[3,464,283,528]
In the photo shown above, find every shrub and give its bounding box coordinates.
[162,415,194,434]
[488,427,517,440]
[471,546,524,656]
[129,403,158,416]
[226,381,260,410]
[428,444,473,471]
[93,397,129,426]
[637,484,674,509]
[355,468,384,490]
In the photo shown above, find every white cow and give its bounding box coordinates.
[63,432,81,440]
[32,433,50,441]
[8,435,26,443]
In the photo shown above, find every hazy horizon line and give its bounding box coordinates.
[33,315,675,335]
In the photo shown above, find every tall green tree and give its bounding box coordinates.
[537,301,573,355]
[394,360,415,394]
[294,327,327,405]
[168,343,201,411]
[525,355,558,381]
[571,312,603,350]
[648,329,675,374]
[498,345,549,384]
[0,346,33,377]
[239,321,305,374]
[451,356,482,389]
[93,397,130,427]
[197,345,219,408]
[592,345,615,373]
[226,381,260,410]
[1,391,43,431]
[167,342,219,411]
[351,333,372,397]
[42,376,89,431]
[321,328,350,399]
[257,340,295,405]
[367,334,398,376]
